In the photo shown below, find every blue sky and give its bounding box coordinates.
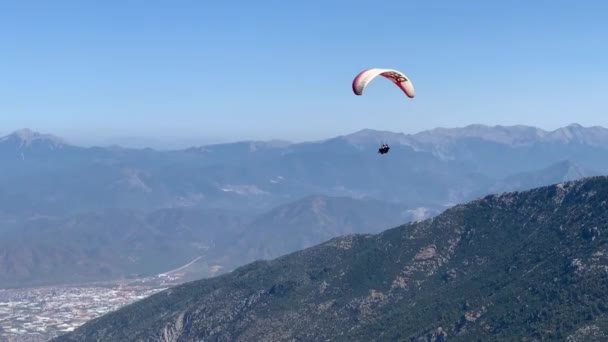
[1,0,607,145]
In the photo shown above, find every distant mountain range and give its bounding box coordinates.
[211,195,430,271]
[54,176,608,341]
[2,124,607,215]
[1,124,607,287]
[489,160,602,194]
[0,207,246,288]
[0,195,432,288]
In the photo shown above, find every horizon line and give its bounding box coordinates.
[0,122,602,151]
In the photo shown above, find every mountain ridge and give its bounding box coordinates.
[0,194,427,288]
[53,176,608,341]
[210,194,435,270]
[0,128,69,148]
[5,123,608,151]
[489,159,601,194]
[2,124,607,288]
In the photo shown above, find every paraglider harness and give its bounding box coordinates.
[378,143,390,154]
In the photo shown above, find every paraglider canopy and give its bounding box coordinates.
[352,68,415,99]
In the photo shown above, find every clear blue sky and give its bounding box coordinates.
[1,0,607,145]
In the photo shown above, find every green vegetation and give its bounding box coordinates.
[54,177,608,341]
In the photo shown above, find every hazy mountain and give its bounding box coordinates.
[409,124,547,146]
[211,195,439,270]
[1,124,606,218]
[0,195,430,288]
[0,128,471,216]
[54,176,608,341]
[489,160,602,194]
[1,124,607,288]
[406,123,608,147]
[363,123,608,178]
[0,128,70,150]
[0,208,246,288]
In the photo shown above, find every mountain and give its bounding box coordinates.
[0,128,69,149]
[409,124,547,146]
[0,128,73,164]
[489,160,602,194]
[54,176,608,341]
[1,124,607,218]
[0,207,246,288]
[1,125,607,288]
[369,123,608,178]
[542,124,608,146]
[0,128,466,217]
[406,123,608,147]
[0,195,429,288]
[211,195,438,270]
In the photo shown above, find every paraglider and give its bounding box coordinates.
[378,143,390,155]
[352,68,415,156]
[352,68,415,99]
